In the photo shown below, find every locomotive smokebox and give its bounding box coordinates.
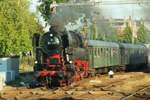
[49,26,65,36]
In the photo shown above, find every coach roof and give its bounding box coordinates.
[119,43,145,49]
[88,40,119,48]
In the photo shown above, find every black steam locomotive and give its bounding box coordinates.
[32,27,89,88]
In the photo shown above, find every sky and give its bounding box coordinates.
[30,0,50,31]
[30,0,38,13]
[30,0,150,20]
[29,0,150,30]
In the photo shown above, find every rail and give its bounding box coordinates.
[121,85,150,100]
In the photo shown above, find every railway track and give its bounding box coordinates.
[121,86,150,100]
[1,72,150,100]
[11,76,125,100]
[47,74,136,99]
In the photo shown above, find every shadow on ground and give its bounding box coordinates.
[6,72,34,87]
[126,65,150,73]
[38,97,75,100]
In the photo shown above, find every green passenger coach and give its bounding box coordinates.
[88,40,120,69]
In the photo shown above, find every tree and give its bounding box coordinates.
[120,22,132,43]
[0,0,43,56]
[136,21,146,43]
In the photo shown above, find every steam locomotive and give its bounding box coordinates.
[32,26,150,88]
[32,27,89,88]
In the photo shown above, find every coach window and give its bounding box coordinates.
[102,48,104,55]
[106,48,108,54]
[94,48,95,55]
[111,48,113,57]
[109,48,111,55]
[106,48,108,55]
[101,48,103,55]
[93,48,94,56]
[98,48,100,56]
[103,48,104,54]
[116,48,118,55]
[113,48,115,56]
[97,48,98,56]
[94,48,96,56]
[99,48,100,56]
[99,48,101,56]
[97,48,99,57]
[96,48,98,56]
[95,48,97,56]
[96,48,98,57]
[104,48,106,55]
